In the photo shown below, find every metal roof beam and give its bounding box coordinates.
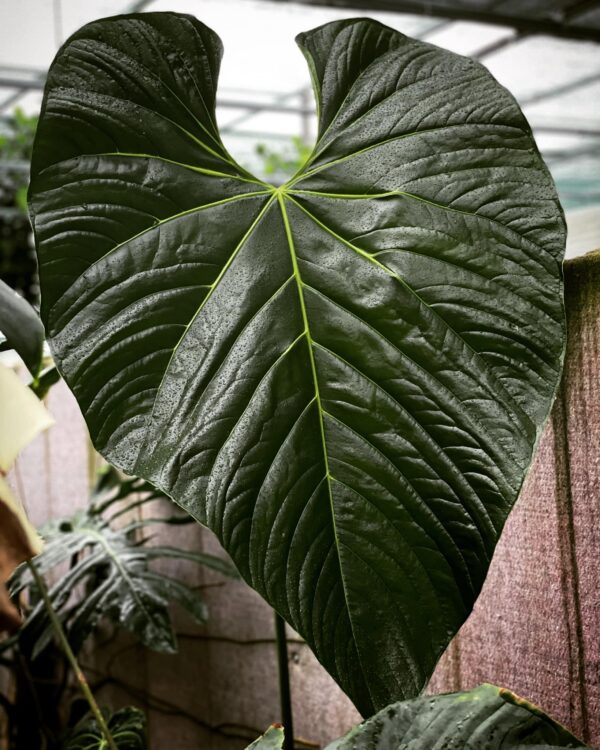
[532,123,600,136]
[220,85,311,131]
[0,77,44,91]
[562,0,600,21]
[3,74,599,138]
[545,144,600,163]
[258,0,600,43]
[0,77,316,116]
[472,33,521,60]
[0,90,29,113]
[520,71,600,106]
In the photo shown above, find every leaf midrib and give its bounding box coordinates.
[277,189,375,710]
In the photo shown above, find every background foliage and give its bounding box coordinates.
[0,109,38,303]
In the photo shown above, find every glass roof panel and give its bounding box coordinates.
[0,0,598,246]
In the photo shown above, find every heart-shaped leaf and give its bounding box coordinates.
[29,13,565,715]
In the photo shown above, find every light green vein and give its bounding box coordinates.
[86,37,225,153]
[277,190,375,710]
[175,275,296,438]
[51,87,237,174]
[313,340,496,553]
[133,192,278,472]
[278,192,333,489]
[288,122,528,188]
[51,189,273,322]
[290,126,451,187]
[291,190,401,199]
[286,194,534,441]
[97,152,270,187]
[288,188,554,267]
[200,331,308,508]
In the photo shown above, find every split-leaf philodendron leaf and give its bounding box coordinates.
[29,13,566,716]
[247,685,589,749]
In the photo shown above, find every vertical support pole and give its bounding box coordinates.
[274,611,294,750]
[300,87,311,146]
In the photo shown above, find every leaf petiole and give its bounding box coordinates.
[27,559,118,750]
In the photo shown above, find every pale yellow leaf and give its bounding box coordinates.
[0,364,51,586]
[0,364,54,472]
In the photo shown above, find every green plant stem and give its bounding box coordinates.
[27,559,118,750]
[274,611,294,750]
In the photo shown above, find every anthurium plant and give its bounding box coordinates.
[27,10,580,746]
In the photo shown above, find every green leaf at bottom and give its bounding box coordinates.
[326,684,588,748]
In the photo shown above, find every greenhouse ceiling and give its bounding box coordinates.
[0,0,599,220]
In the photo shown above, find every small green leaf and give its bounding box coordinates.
[62,706,147,749]
[15,185,29,214]
[0,279,45,377]
[30,364,61,398]
[324,684,589,749]
[246,725,285,750]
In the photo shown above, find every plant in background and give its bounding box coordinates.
[0,109,37,213]
[0,109,38,302]
[255,136,312,183]
[10,465,237,662]
[0,462,237,748]
[24,9,586,749]
[61,707,147,750]
[0,283,236,748]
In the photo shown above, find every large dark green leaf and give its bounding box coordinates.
[29,13,566,715]
[247,685,589,749]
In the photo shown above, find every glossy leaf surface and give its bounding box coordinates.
[324,684,588,749]
[29,13,566,714]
